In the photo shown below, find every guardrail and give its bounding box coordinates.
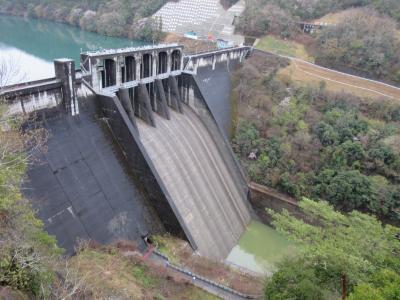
[152,249,261,299]
[184,46,252,60]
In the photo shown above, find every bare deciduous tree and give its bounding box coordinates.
[51,260,91,300]
[0,54,26,90]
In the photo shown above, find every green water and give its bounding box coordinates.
[0,15,145,83]
[227,221,295,275]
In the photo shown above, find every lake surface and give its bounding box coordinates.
[0,15,144,84]
[226,221,295,275]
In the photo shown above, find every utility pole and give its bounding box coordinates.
[341,274,346,300]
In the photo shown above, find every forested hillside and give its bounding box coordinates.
[238,0,400,83]
[0,0,170,41]
[266,198,400,299]
[232,49,400,300]
[315,8,400,81]
[240,0,400,28]
[232,52,400,224]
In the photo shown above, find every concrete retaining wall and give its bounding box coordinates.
[249,182,305,225]
[1,73,86,117]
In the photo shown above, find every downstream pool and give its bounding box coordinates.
[0,15,144,84]
[226,221,295,275]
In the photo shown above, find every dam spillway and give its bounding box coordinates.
[2,44,253,260]
[137,105,251,259]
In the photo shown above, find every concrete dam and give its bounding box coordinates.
[137,106,249,258]
[1,44,253,260]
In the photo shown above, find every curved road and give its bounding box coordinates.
[254,49,400,100]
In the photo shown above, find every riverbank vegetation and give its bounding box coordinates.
[0,111,61,297]
[265,198,400,299]
[0,0,168,42]
[239,1,400,84]
[232,48,400,299]
[232,51,400,224]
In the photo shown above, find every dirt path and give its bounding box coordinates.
[291,59,400,100]
[254,49,400,100]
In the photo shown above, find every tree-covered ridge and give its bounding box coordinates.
[0,0,169,41]
[238,1,400,83]
[315,8,400,82]
[241,0,400,24]
[232,53,400,223]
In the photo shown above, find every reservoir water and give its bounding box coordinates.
[0,15,144,84]
[226,221,295,275]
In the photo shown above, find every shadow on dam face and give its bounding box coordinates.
[193,61,239,138]
[22,97,164,254]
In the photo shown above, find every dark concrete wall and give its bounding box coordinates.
[23,97,164,254]
[96,93,185,238]
[193,61,238,138]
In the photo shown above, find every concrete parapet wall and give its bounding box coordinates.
[3,88,62,117]
[1,70,87,117]
[183,46,251,74]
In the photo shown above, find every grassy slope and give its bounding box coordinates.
[69,248,219,300]
[256,35,313,62]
